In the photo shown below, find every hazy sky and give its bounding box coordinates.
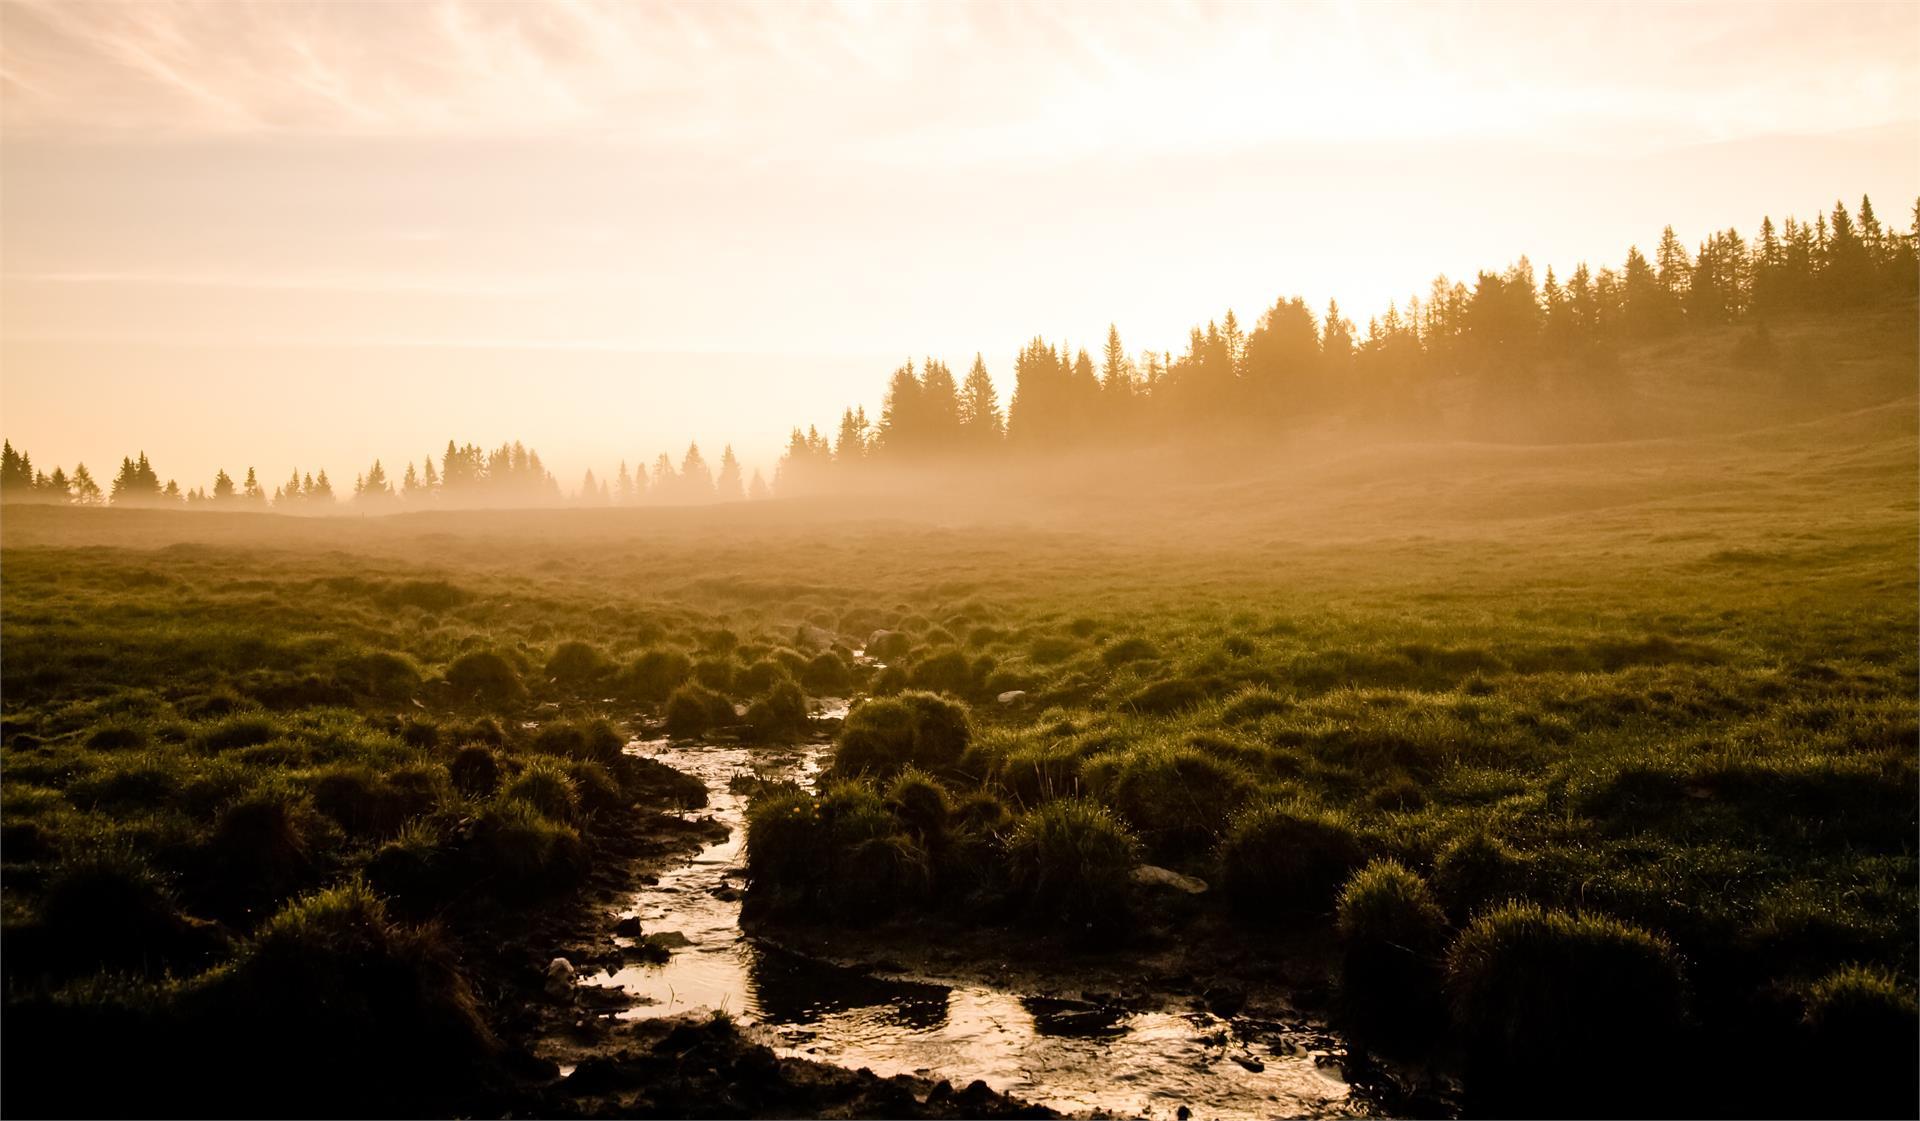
[3,0,1917,489]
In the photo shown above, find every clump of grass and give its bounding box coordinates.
[954,788,1012,833]
[206,790,331,905]
[1006,799,1139,931]
[309,765,411,838]
[1336,859,1448,1052]
[1083,742,1254,856]
[743,781,930,918]
[503,758,579,823]
[1446,902,1686,1099]
[885,767,953,840]
[622,648,694,702]
[530,719,624,765]
[733,658,793,696]
[832,691,972,779]
[85,721,149,751]
[1101,637,1158,667]
[469,798,587,897]
[1801,965,1919,1098]
[364,820,452,914]
[1028,636,1081,664]
[37,848,226,977]
[335,651,422,700]
[448,744,501,797]
[907,649,975,696]
[745,680,809,742]
[1220,686,1292,725]
[1432,830,1527,921]
[382,579,469,612]
[865,630,913,660]
[204,877,497,1100]
[801,651,852,692]
[544,641,609,687]
[745,787,828,901]
[1125,676,1216,715]
[196,713,279,752]
[1218,799,1367,919]
[444,651,525,709]
[566,759,627,815]
[664,682,733,739]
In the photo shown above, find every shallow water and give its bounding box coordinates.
[581,719,1359,1120]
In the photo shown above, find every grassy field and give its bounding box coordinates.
[2,316,1915,1117]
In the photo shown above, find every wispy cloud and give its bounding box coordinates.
[3,0,1916,161]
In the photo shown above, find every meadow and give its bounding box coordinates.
[1,321,1915,1116]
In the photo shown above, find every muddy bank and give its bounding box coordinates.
[538,1012,1055,1118]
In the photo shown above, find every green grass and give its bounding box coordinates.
[2,338,1914,1112]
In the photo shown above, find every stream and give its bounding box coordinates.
[577,726,1362,1120]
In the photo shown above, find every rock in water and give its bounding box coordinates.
[996,690,1028,704]
[545,956,576,998]
[796,624,837,651]
[1132,864,1209,894]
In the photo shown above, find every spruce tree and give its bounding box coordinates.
[680,442,714,500]
[715,446,745,501]
[958,355,1003,446]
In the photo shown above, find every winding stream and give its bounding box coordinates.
[579,728,1361,1120]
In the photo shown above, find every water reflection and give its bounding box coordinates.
[584,738,1359,1120]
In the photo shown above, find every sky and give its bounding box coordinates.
[2,0,1917,490]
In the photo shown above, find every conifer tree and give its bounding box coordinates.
[680,442,714,500]
[72,463,101,504]
[878,360,923,456]
[958,355,1003,445]
[650,452,677,499]
[921,359,962,453]
[715,446,745,501]
[212,469,235,501]
[0,440,31,497]
[835,407,870,464]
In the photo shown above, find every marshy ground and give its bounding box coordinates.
[2,355,1915,1116]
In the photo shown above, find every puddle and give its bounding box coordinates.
[581,720,1360,1120]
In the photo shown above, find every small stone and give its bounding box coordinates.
[614,915,643,937]
[545,957,576,999]
[1131,864,1208,893]
[1232,1054,1266,1073]
[996,689,1028,704]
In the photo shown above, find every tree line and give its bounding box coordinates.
[0,439,768,512]
[775,193,1918,492]
[5,193,1912,511]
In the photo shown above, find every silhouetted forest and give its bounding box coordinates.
[774,194,1917,492]
[0,439,765,513]
[4,194,1912,513]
